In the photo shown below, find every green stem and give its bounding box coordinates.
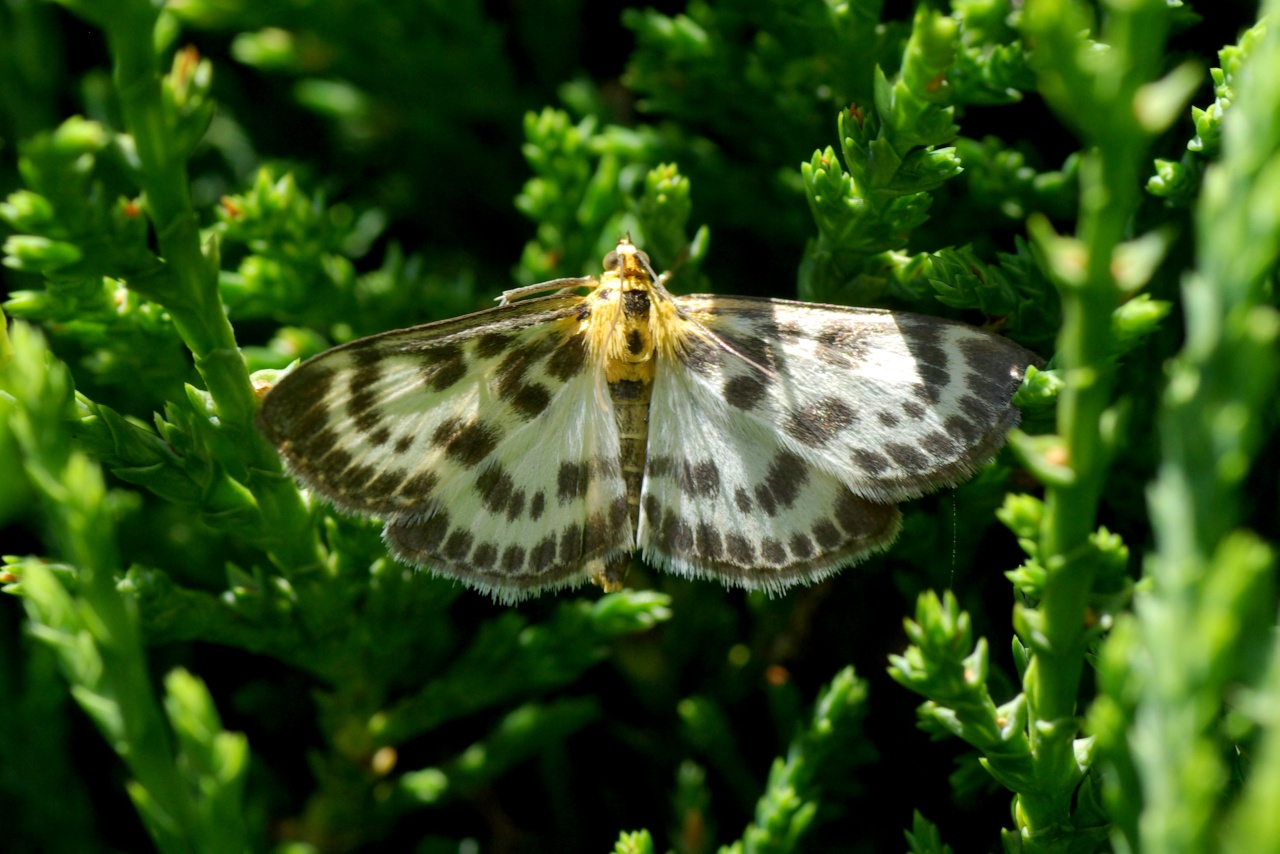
[1132,3,1280,849]
[7,324,198,853]
[1017,0,1170,842]
[108,19,256,441]
[103,4,322,574]
[1035,151,1132,722]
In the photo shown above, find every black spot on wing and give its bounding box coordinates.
[352,408,383,434]
[916,363,951,391]
[959,394,993,423]
[418,343,467,392]
[965,371,1010,402]
[259,366,337,443]
[812,520,842,549]
[443,529,473,560]
[851,448,891,476]
[529,535,559,572]
[508,382,552,418]
[472,542,497,570]
[432,417,500,467]
[789,533,815,559]
[366,469,405,497]
[784,397,857,447]
[476,465,515,514]
[317,445,351,473]
[559,524,583,562]
[475,332,515,359]
[610,495,629,529]
[753,452,807,516]
[402,469,440,498]
[327,459,372,495]
[661,510,694,555]
[388,510,450,555]
[530,490,546,521]
[902,329,949,373]
[816,322,873,368]
[920,432,958,459]
[945,415,981,444]
[725,533,755,565]
[911,382,943,406]
[884,442,929,472]
[723,374,768,410]
[500,545,526,573]
[505,489,526,522]
[720,318,783,372]
[347,361,381,420]
[677,459,721,498]
[294,427,340,462]
[643,493,663,523]
[584,511,610,552]
[557,461,589,503]
[493,333,558,398]
[959,335,1029,385]
[682,337,718,375]
[547,332,589,380]
[695,524,723,560]
[832,491,892,536]
[761,538,786,564]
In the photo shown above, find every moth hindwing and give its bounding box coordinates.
[258,238,1039,602]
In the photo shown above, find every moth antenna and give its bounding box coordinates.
[697,326,780,382]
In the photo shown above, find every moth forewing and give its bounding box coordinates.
[666,296,1037,502]
[257,238,1038,601]
[257,295,589,516]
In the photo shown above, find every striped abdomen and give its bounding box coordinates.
[608,377,653,544]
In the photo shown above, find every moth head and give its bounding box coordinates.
[605,237,655,281]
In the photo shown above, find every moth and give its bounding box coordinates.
[258,238,1038,602]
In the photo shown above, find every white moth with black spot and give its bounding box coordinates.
[258,238,1039,603]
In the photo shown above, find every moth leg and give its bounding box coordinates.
[497,276,598,306]
[587,554,632,592]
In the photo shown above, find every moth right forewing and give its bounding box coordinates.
[670,295,1038,503]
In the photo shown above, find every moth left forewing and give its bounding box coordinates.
[258,295,586,515]
[258,294,632,602]
[671,295,1038,503]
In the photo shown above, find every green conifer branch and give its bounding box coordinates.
[906,810,956,854]
[1221,629,1280,851]
[370,592,672,746]
[1089,0,1280,849]
[718,667,871,854]
[388,698,601,812]
[1,322,250,853]
[1147,19,1266,207]
[998,1,1186,846]
[43,0,321,574]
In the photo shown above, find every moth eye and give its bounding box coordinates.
[603,250,620,271]
[636,250,651,266]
